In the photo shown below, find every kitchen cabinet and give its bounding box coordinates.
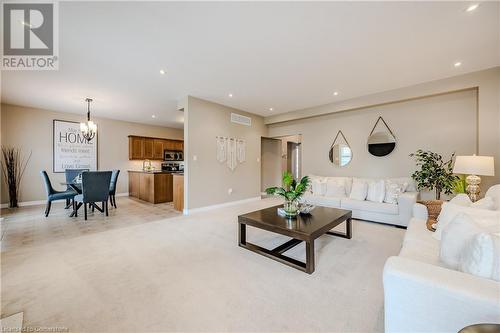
[143,138,154,159]
[128,171,173,204]
[129,136,144,159]
[173,174,184,211]
[128,136,183,160]
[153,139,164,159]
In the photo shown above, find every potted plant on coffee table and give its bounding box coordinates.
[265,171,310,217]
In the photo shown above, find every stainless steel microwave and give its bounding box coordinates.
[164,150,183,161]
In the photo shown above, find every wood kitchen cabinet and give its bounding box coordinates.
[128,171,173,204]
[143,138,154,159]
[153,139,164,159]
[129,136,144,159]
[128,135,183,160]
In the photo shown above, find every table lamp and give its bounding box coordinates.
[453,155,495,202]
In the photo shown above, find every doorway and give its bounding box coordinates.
[260,135,302,193]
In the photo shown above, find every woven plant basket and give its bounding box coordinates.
[418,200,445,231]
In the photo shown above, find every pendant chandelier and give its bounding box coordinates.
[80,98,97,142]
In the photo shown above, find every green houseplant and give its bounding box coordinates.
[409,149,458,200]
[266,171,310,217]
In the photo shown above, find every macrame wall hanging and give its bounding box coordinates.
[216,136,246,171]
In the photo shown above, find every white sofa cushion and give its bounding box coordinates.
[471,197,496,210]
[460,232,500,282]
[302,193,341,208]
[440,213,483,269]
[399,217,442,266]
[384,180,405,204]
[485,184,500,210]
[325,178,347,197]
[311,179,327,196]
[434,202,500,240]
[349,178,368,201]
[449,193,473,207]
[341,198,398,215]
[386,177,416,192]
[367,179,385,203]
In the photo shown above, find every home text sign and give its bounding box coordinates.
[53,120,97,172]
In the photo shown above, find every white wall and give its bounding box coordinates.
[184,96,267,210]
[267,68,500,195]
[0,103,183,204]
[269,89,477,194]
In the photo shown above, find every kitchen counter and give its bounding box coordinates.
[173,174,184,212]
[128,171,173,204]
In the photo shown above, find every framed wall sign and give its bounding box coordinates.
[53,120,98,173]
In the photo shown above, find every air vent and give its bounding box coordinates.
[231,113,251,126]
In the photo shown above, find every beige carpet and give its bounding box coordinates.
[1,198,404,332]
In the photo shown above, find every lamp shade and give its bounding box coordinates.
[453,155,495,176]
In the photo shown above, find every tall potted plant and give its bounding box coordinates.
[410,149,458,200]
[266,171,310,217]
[1,146,31,208]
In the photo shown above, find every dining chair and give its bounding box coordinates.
[40,171,77,217]
[108,169,120,208]
[64,168,89,208]
[73,171,112,220]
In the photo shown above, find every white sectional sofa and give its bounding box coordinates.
[383,186,500,333]
[302,176,419,227]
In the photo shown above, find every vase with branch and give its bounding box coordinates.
[410,149,458,200]
[1,147,32,208]
[265,171,310,217]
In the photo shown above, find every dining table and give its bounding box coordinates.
[60,181,104,217]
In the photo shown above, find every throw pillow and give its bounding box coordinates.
[460,232,500,282]
[434,202,500,240]
[367,180,385,203]
[449,193,472,207]
[471,197,496,210]
[384,181,405,204]
[349,179,368,201]
[440,213,483,269]
[325,179,346,197]
[311,179,327,196]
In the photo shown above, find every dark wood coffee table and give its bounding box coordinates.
[238,205,352,274]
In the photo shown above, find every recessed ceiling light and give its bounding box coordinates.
[269,107,273,111]
[466,4,479,12]
[228,93,233,98]
[159,69,165,75]
[454,61,462,67]
[151,115,156,118]
[333,91,339,96]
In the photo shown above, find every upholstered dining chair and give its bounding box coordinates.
[108,169,120,208]
[64,168,89,207]
[40,171,77,217]
[73,171,112,220]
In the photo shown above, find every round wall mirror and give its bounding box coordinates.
[367,116,397,157]
[367,131,396,156]
[329,143,352,167]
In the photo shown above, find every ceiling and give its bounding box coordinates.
[2,1,499,128]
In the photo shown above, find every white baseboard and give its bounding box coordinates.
[1,200,46,209]
[0,192,130,209]
[184,196,261,215]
